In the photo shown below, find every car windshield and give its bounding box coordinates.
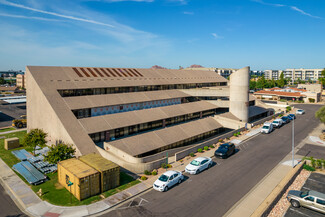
[300,191,309,198]
[220,145,229,149]
[158,174,169,182]
[298,110,303,112]
[190,160,200,166]
[273,121,278,124]
[262,126,269,129]
[282,117,287,120]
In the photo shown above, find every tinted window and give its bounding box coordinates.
[305,196,315,202]
[169,175,174,180]
[317,198,325,205]
[174,173,179,178]
[201,160,207,164]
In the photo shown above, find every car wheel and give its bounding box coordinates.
[196,169,200,174]
[208,163,212,168]
[291,200,300,208]
[178,178,182,184]
[164,186,168,192]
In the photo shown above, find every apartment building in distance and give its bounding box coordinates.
[27,66,269,173]
[264,70,282,80]
[16,74,26,88]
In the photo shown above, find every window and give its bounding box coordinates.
[305,196,315,202]
[169,175,174,180]
[317,198,325,205]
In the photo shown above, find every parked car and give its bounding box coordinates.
[288,114,296,120]
[261,122,274,134]
[153,170,184,192]
[272,119,283,128]
[214,143,235,159]
[185,157,212,174]
[281,116,290,124]
[287,190,325,214]
[296,109,305,115]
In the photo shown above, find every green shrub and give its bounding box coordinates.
[309,98,315,103]
[233,133,238,137]
[167,164,172,168]
[161,163,167,169]
[311,157,316,168]
[303,164,315,171]
[280,99,286,102]
[209,145,215,149]
[197,148,203,153]
[189,152,195,157]
[204,146,209,151]
[286,106,292,112]
[317,159,323,169]
[152,169,158,175]
[140,176,148,180]
[218,139,223,143]
[279,114,283,117]
[322,159,325,169]
[144,170,151,175]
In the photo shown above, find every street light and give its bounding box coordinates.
[292,112,295,168]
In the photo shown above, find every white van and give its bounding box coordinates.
[261,122,273,134]
[272,119,283,128]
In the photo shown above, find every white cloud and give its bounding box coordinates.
[290,6,322,19]
[183,11,194,15]
[252,0,322,19]
[167,0,187,5]
[0,0,115,27]
[211,33,223,39]
[0,12,60,21]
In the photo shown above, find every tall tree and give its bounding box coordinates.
[23,129,47,155]
[316,106,325,124]
[319,68,325,86]
[256,75,266,89]
[249,81,256,90]
[45,143,75,164]
[278,71,285,87]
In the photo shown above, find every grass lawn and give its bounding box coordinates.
[32,172,140,206]
[0,127,16,133]
[0,130,141,206]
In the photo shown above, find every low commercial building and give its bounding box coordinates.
[16,74,26,89]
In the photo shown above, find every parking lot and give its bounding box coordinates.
[285,173,325,217]
[0,102,26,128]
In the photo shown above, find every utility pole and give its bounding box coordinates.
[292,116,295,168]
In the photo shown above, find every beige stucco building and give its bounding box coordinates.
[16,74,26,88]
[27,66,268,173]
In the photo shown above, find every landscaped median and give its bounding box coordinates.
[0,130,140,206]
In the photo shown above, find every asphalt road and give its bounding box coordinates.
[0,183,28,217]
[100,104,322,217]
[0,102,26,128]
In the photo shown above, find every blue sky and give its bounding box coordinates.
[0,0,324,71]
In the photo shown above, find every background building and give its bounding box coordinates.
[16,74,26,89]
[264,70,282,80]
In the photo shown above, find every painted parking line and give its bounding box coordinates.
[308,178,325,184]
[289,208,311,217]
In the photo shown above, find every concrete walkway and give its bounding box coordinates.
[0,128,26,135]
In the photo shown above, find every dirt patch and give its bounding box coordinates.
[319,133,325,141]
[55,182,64,189]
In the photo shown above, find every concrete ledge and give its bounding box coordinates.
[251,161,305,217]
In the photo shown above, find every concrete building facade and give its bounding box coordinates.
[16,74,26,88]
[27,66,267,173]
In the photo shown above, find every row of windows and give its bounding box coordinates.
[90,109,219,143]
[58,82,227,97]
[136,128,226,158]
[73,97,189,119]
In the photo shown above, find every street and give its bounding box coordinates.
[99,104,322,217]
[0,182,27,217]
[0,102,26,128]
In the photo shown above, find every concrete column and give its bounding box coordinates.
[229,66,250,122]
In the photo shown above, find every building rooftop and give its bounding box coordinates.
[58,158,99,179]
[105,117,222,157]
[78,100,218,134]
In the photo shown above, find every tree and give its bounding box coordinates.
[45,143,75,164]
[277,72,285,88]
[316,106,325,124]
[23,129,47,155]
[249,80,256,90]
[256,75,266,89]
[319,68,325,87]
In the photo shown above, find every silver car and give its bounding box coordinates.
[185,157,212,174]
[287,190,325,214]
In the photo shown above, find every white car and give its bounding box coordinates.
[153,170,184,192]
[272,119,283,128]
[185,157,213,175]
[261,122,273,134]
[296,109,305,115]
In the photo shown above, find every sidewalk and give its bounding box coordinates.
[0,127,26,135]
